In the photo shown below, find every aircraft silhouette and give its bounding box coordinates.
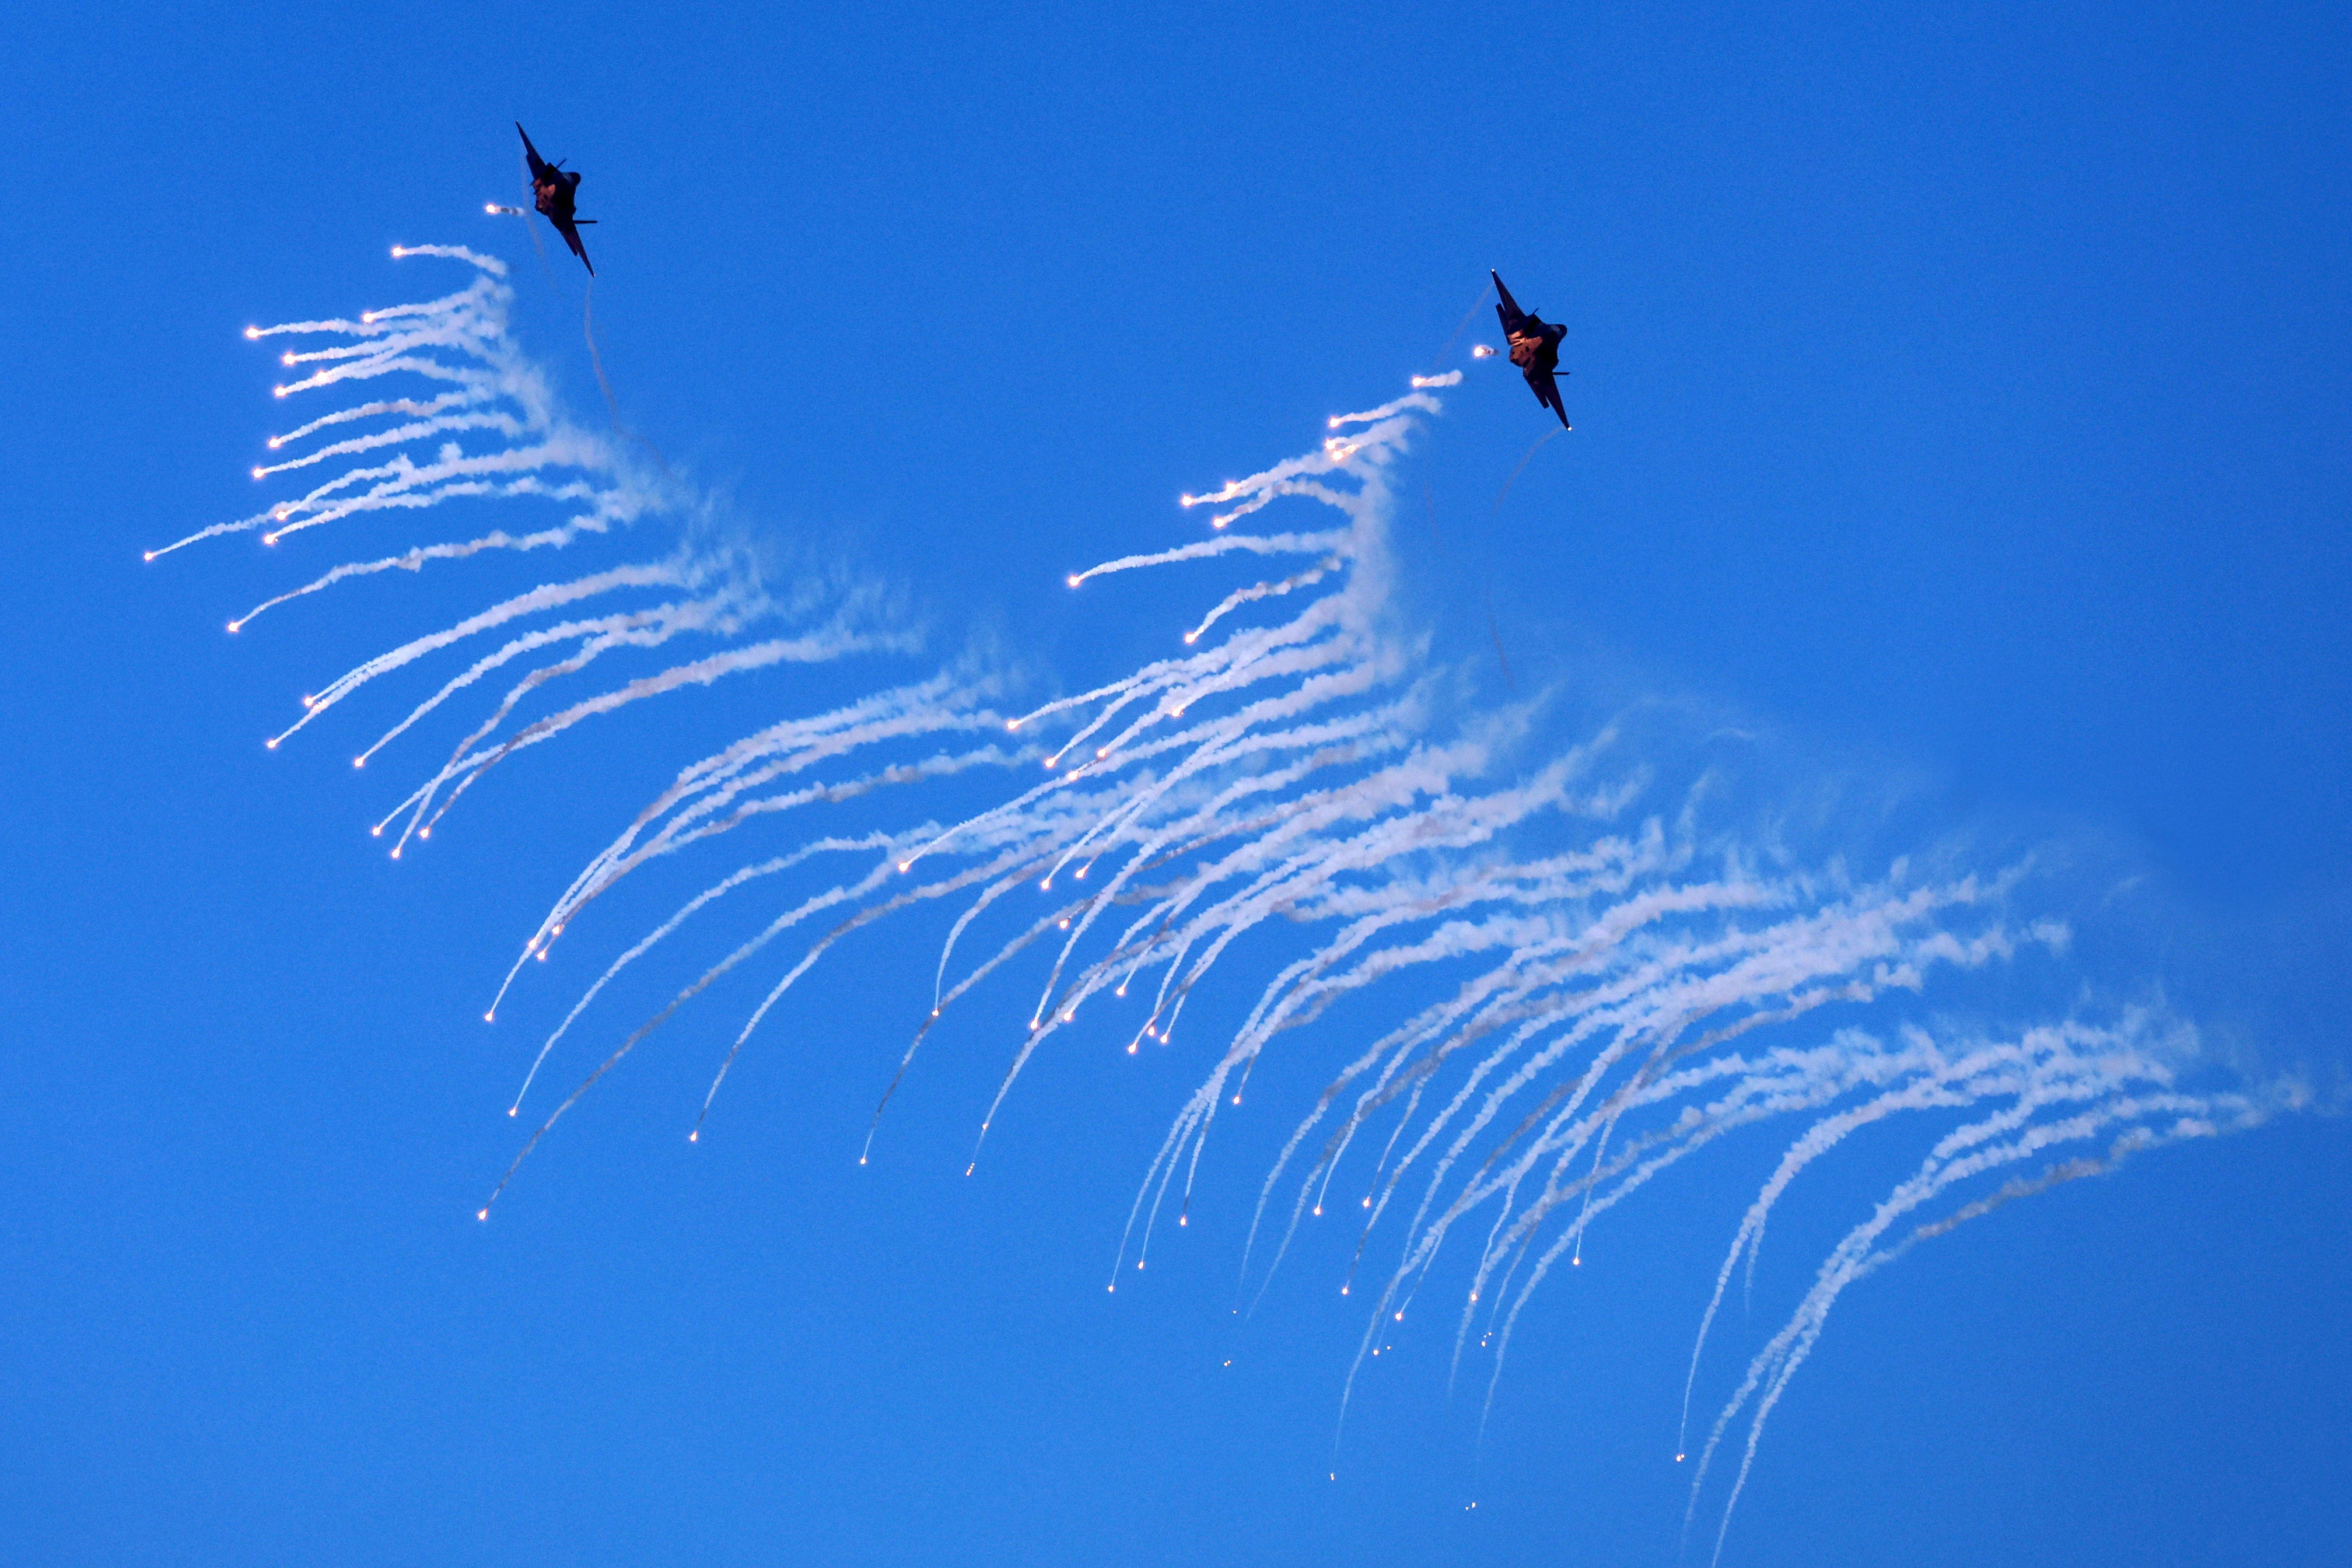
[1491,270,1567,429]
[516,123,594,274]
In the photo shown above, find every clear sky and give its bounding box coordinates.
[5,3,2349,1564]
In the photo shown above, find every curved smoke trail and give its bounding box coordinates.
[166,248,2289,1562]
[158,246,921,862]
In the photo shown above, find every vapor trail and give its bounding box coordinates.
[184,256,2279,1563]
[468,374,2267,1564]
[162,245,928,908]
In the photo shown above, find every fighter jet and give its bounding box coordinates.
[1490,270,1568,429]
[516,122,594,274]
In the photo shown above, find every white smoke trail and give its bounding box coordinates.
[471,377,2268,1566]
[614,386,2269,1558]
[159,245,929,890]
[183,257,2279,1562]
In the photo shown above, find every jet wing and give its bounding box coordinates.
[1492,269,1531,337]
[552,216,594,275]
[1523,365,1570,429]
[516,121,552,181]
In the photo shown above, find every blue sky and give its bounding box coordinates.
[4,3,2349,1564]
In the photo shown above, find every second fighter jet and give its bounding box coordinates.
[516,122,595,274]
[1490,270,1568,429]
